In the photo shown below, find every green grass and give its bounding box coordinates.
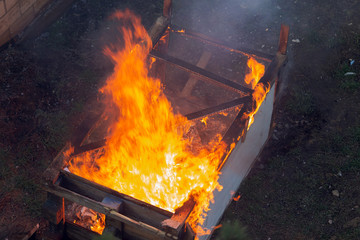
[341,79,360,91]
[0,148,11,179]
[22,193,44,218]
[333,59,360,92]
[286,89,315,117]
[13,173,44,218]
[216,220,249,240]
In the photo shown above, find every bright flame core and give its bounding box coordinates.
[68,10,225,233]
[244,57,265,89]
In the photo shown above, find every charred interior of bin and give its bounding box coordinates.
[42,1,289,239]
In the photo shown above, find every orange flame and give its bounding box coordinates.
[201,116,208,126]
[243,57,266,129]
[219,111,228,117]
[90,214,106,234]
[247,82,270,129]
[68,10,226,234]
[233,194,241,201]
[244,57,265,89]
[72,205,105,234]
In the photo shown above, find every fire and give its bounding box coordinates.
[68,10,225,234]
[233,194,241,201]
[244,57,266,129]
[71,204,105,234]
[247,82,270,129]
[201,116,208,126]
[244,57,265,89]
[218,111,228,117]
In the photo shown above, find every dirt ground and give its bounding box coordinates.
[0,0,359,239]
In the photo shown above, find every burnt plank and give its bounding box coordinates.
[161,199,195,237]
[149,50,253,94]
[182,223,195,240]
[42,193,65,225]
[72,139,106,156]
[221,107,249,149]
[70,109,104,148]
[43,143,72,183]
[257,52,287,88]
[59,171,171,226]
[149,16,170,46]
[45,184,175,239]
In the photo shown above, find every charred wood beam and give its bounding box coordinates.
[216,105,249,170]
[71,110,104,149]
[47,170,190,238]
[161,198,195,237]
[72,139,107,156]
[44,184,177,240]
[185,96,251,120]
[221,106,249,149]
[257,52,287,90]
[59,170,173,218]
[43,143,72,184]
[149,16,170,46]
[149,50,253,94]
[170,24,273,62]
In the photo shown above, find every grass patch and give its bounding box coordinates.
[216,220,248,240]
[36,110,69,152]
[13,174,44,217]
[0,148,11,179]
[13,175,39,193]
[286,89,315,117]
[333,60,360,92]
[340,79,360,91]
[22,193,44,218]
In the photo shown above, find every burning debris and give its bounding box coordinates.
[67,10,229,234]
[67,203,106,235]
[41,1,288,239]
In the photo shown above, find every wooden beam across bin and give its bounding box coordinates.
[44,167,194,239]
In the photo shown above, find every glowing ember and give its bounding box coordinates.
[201,116,208,126]
[233,194,241,201]
[69,204,105,235]
[68,10,226,234]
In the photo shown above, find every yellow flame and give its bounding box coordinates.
[68,10,226,235]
